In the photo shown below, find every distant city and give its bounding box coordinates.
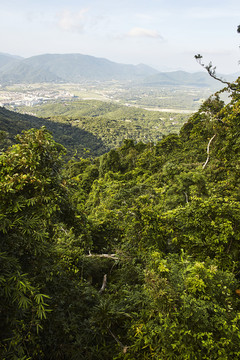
[0,85,76,107]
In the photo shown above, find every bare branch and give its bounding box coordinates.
[194,55,232,88]
[108,327,128,353]
[87,253,119,260]
[99,274,107,293]
[202,134,216,169]
[184,192,189,203]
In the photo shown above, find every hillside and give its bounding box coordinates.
[0,53,158,84]
[0,53,23,69]
[0,106,109,157]
[1,100,189,157]
[0,52,237,88]
[1,75,240,359]
[142,70,217,87]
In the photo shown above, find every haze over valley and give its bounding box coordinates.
[0,51,235,114]
[0,51,220,158]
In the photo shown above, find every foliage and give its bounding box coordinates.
[0,106,109,159]
[1,72,240,359]
[12,98,189,157]
[0,252,50,360]
[125,252,240,360]
[0,128,90,358]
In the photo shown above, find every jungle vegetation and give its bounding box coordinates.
[1,100,189,159]
[1,59,240,358]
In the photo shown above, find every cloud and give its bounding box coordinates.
[127,27,163,39]
[57,8,88,33]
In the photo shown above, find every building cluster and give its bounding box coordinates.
[0,88,76,108]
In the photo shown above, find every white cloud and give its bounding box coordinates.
[127,27,163,39]
[57,8,88,33]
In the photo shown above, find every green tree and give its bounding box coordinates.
[0,127,68,358]
[125,252,240,360]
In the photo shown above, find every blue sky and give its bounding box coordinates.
[0,0,239,73]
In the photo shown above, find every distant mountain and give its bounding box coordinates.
[141,70,232,88]
[0,53,23,70]
[0,58,62,83]
[0,53,158,84]
[143,70,240,88]
[0,52,238,87]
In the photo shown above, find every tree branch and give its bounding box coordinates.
[99,274,107,294]
[87,253,119,260]
[194,55,236,91]
[202,134,216,169]
[108,327,128,353]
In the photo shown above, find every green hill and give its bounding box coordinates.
[0,53,22,69]
[0,53,158,84]
[141,70,231,88]
[1,75,240,359]
[0,52,237,88]
[12,99,189,155]
[0,106,109,157]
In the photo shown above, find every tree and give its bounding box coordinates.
[0,127,67,272]
[0,127,67,358]
[126,252,240,360]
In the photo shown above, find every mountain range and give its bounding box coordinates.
[0,52,238,87]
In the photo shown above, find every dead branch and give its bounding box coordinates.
[202,134,216,169]
[87,253,119,260]
[99,274,107,293]
[108,327,128,353]
[194,54,240,95]
[194,55,234,89]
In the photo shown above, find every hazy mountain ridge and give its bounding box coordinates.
[143,70,214,87]
[0,53,23,69]
[142,70,240,88]
[0,53,158,84]
[0,52,238,87]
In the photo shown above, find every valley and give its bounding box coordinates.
[0,79,216,160]
[1,2,240,357]
[0,81,212,112]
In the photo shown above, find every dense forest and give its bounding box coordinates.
[1,100,188,158]
[1,70,240,359]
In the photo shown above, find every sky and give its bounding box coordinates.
[0,0,240,73]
